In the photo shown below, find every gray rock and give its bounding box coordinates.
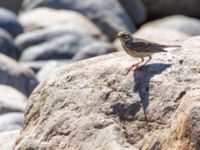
[133,26,189,44]
[0,28,20,59]
[21,0,135,39]
[0,113,24,132]
[177,36,200,66]
[141,0,200,18]
[118,0,147,25]
[0,8,23,37]
[14,36,200,149]
[20,33,115,61]
[0,0,22,14]
[73,42,115,61]
[142,15,200,36]
[15,23,106,51]
[0,130,19,150]
[18,8,106,41]
[0,85,27,114]
[20,60,70,72]
[0,54,39,96]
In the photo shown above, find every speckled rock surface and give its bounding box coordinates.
[15,36,200,149]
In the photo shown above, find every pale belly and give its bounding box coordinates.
[124,47,152,58]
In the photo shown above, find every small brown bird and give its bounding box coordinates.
[117,31,180,72]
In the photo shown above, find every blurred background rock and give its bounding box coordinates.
[0,0,200,149]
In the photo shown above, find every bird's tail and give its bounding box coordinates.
[164,45,181,48]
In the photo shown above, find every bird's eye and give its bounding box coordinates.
[122,34,128,38]
[121,34,125,37]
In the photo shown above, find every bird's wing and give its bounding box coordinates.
[131,38,167,53]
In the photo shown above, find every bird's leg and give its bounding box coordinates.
[132,58,144,68]
[128,58,144,73]
[141,56,152,67]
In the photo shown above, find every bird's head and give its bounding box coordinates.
[116,31,133,42]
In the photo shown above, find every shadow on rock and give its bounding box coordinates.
[109,63,171,123]
[110,101,141,121]
[133,63,171,124]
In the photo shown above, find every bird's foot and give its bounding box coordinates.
[127,62,141,74]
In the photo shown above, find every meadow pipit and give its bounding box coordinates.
[117,31,180,72]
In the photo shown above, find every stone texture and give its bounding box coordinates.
[0,0,22,14]
[118,0,147,25]
[136,89,200,149]
[0,130,20,150]
[0,85,27,114]
[142,15,200,36]
[16,16,107,51]
[0,54,38,96]
[15,36,200,149]
[18,8,106,40]
[0,7,23,37]
[20,32,115,61]
[0,28,21,59]
[21,0,135,39]
[0,113,24,132]
[141,0,200,18]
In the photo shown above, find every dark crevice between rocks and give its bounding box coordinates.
[150,140,161,150]
[44,127,71,142]
[102,89,114,102]
[162,103,179,120]
[196,133,200,150]
[179,59,184,65]
[174,90,187,102]
[0,107,24,114]
[23,110,40,129]
[124,129,145,145]
[92,120,113,130]
[23,90,51,129]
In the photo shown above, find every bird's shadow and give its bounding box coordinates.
[109,63,171,123]
[133,63,171,123]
